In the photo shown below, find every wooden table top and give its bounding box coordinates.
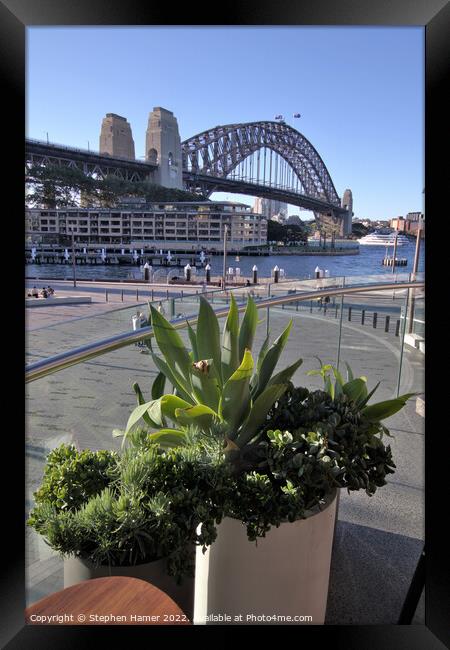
[25,576,191,625]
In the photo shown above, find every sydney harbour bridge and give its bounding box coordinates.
[25,114,352,235]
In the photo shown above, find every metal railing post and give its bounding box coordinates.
[396,288,410,397]
[336,293,345,370]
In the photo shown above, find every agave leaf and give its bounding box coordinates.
[151,353,194,404]
[221,293,240,383]
[125,399,163,435]
[220,349,253,434]
[238,297,258,361]
[345,362,354,382]
[150,305,192,387]
[186,320,199,361]
[190,359,221,411]
[174,404,218,432]
[357,381,381,408]
[267,357,303,388]
[362,393,416,421]
[160,394,193,422]
[147,429,188,448]
[332,366,345,388]
[253,320,293,399]
[196,296,223,387]
[325,374,334,399]
[256,330,271,373]
[236,383,288,447]
[334,378,343,399]
[151,371,167,400]
[342,377,367,404]
[132,382,155,428]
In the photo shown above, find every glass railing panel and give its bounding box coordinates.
[334,287,425,543]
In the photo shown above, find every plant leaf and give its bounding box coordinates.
[238,297,258,361]
[253,320,293,399]
[267,357,303,388]
[357,381,381,408]
[186,320,199,361]
[190,359,221,411]
[151,353,194,404]
[236,383,288,447]
[174,405,218,431]
[221,293,240,383]
[342,377,367,404]
[362,393,416,421]
[125,399,163,435]
[147,429,188,448]
[151,371,166,400]
[132,382,155,427]
[150,305,192,387]
[160,394,193,422]
[345,362,354,382]
[220,349,254,433]
[196,296,223,387]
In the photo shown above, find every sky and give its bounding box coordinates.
[26,26,424,221]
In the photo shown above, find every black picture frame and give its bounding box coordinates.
[3,1,448,647]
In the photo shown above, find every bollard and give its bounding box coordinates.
[395,319,400,336]
[136,288,139,302]
[151,289,154,301]
[361,309,365,325]
[348,307,352,321]
[205,264,211,284]
[310,300,313,313]
[105,290,108,302]
[252,265,258,284]
[166,290,169,300]
[296,302,299,312]
[385,315,390,332]
[335,304,338,318]
[121,289,124,302]
[181,290,184,301]
[170,298,175,319]
[373,312,378,328]
[273,266,280,283]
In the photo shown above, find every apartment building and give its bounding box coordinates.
[25,200,268,250]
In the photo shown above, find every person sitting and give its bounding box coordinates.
[41,288,48,298]
[47,286,55,296]
[31,286,39,298]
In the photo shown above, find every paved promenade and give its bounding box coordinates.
[25,288,425,624]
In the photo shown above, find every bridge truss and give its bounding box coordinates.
[181,121,347,223]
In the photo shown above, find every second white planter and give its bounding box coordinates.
[194,489,338,625]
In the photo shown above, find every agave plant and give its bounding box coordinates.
[306,358,415,427]
[117,295,303,455]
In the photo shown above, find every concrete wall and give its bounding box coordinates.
[145,107,183,189]
[99,114,135,160]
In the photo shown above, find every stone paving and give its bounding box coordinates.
[25,290,425,623]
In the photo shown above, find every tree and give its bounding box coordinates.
[267,219,308,245]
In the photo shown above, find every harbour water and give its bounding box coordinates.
[25,241,424,281]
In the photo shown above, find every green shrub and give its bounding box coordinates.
[27,435,234,581]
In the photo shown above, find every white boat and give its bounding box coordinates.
[357,232,410,246]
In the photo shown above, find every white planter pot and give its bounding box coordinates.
[64,555,194,621]
[194,489,337,625]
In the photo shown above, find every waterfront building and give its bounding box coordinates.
[25,200,267,251]
[99,114,135,160]
[390,213,425,237]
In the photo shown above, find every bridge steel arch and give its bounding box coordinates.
[181,121,342,209]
